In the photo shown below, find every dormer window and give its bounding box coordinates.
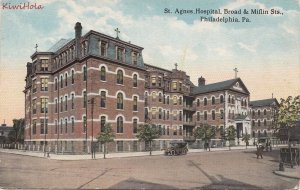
[100,41,107,56]
[40,59,49,71]
[132,52,138,65]
[116,47,124,62]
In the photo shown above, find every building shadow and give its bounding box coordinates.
[188,160,262,190]
[108,177,178,189]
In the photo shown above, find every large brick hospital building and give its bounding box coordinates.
[24,22,278,153]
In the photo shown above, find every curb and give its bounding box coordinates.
[273,170,300,180]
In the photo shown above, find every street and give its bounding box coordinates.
[0,149,298,189]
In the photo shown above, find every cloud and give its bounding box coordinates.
[237,42,256,53]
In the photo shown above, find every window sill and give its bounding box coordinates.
[116,84,125,86]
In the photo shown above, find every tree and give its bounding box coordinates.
[273,95,300,168]
[225,125,236,150]
[242,132,250,149]
[136,123,161,156]
[97,123,114,159]
[193,124,216,151]
[8,118,25,143]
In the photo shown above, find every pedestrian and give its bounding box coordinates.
[91,142,96,159]
[256,144,264,159]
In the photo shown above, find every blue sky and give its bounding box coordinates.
[0,0,299,124]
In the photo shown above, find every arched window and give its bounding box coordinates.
[100,91,106,108]
[204,98,207,106]
[71,70,74,84]
[55,78,58,90]
[179,97,182,105]
[228,95,231,103]
[159,108,162,119]
[232,97,234,104]
[204,111,207,120]
[167,126,170,135]
[60,75,63,88]
[258,110,261,116]
[100,116,105,132]
[258,120,261,127]
[152,92,156,101]
[173,96,178,105]
[117,116,123,133]
[264,130,267,137]
[65,73,68,87]
[252,110,255,117]
[83,66,87,81]
[83,91,87,108]
[167,96,169,104]
[133,74,137,87]
[117,70,123,84]
[220,95,224,103]
[264,109,267,115]
[212,97,215,105]
[197,99,200,106]
[117,93,123,109]
[133,96,138,111]
[197,112,200,121]
[133,119,138,134]
[100,66,106,81]
[212,110,215,120]
[144,92,148,106]
[158,93,162,102]
[264,119,267,126]
[252,120,255,127]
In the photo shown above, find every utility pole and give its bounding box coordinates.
[88,98,95,159]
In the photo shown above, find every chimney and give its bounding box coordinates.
[198,76,205,86]
[74,22,82,58]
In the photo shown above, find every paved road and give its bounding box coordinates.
[0,149,298,189]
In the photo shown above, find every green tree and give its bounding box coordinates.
[242,132,250,149]
[136,123,161,156]
[225,125,236,150]
[97,123,115,159]
[193,124,216,151]
[273,95,300,168]
[8,118,25,143]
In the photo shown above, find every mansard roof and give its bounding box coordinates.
[191,78,250,95]
[250,98,279,108]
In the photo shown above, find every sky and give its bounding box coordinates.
[0,0,299,125]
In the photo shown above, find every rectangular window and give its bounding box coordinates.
[32,79,37,93]
[32,99,37,114]
[83,67,87,81]
[172,82,177,90]
[132,52,137,65]
[117,141,123,152]
[40,119,48,134]
[32,119,37,134]
[179,83,182,91]
[40,98,48,113]
[179,111,182,121]
[151,77,156,86]
[197,112,200,121]
[40,78,48,91]
[40,59,49,71]
[100,41,107,56]
[158,77,162,87]
[100,116,105,132]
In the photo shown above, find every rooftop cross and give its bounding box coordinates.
[115,28,120,39]
[233,67,238,79]
[35,44,38,52]
[175,63,178,70]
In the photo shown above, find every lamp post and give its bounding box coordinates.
[88,98,95,159]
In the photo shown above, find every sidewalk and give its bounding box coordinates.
[274,166,300,180]
[0,145,258,160]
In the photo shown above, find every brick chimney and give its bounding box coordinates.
[198,76,205,86]
[74,22,82,58]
